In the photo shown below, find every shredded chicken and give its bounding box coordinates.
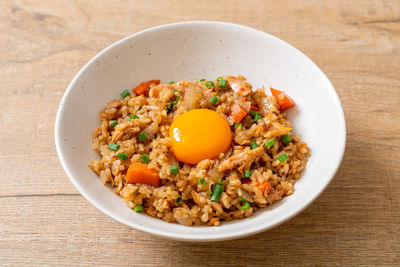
[199,88,215,108]
[261,153,272,162]
[106,100,122,109]
[219,146,264,173]
[234,124,263,145]
[191,191,207,206]
[149,84,164,98]
[149,84,175,100]
[263,122,291,138]
[111,122,140,142]
[252,89,276,116]
[226,76,252,96]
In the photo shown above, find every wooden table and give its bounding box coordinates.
[1,0,399,266]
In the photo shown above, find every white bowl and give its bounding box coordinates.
[55,21,346,241]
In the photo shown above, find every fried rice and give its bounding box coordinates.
[89,76,310,226]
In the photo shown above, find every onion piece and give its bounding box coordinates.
[142,123,157,139]
[184,83,201,110]
[241,101,251,112]
[238,188,252,202]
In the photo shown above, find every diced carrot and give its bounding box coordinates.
[230,103,247,124]
[133,80,161,96]
[270,88,295,111]
[250,104,260,111]
[257,181,271,194]
[126,162,160,187]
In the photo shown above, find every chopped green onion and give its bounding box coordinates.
[250,110,261,123]
[265,138,275,149]
[205,80,214,88]
[282,134,292,145]
[167,100,177,111]
[197,178,206,188]
[216,76,223,81]
[175,195,183,205]
[138,132,147,142]
[208,190,212,196]
[109,120,118,127]
[108,142,120,151]
[117,153,128,160]
[211,183,224,202]
[170,165,179,174]
[134,205,143,212]
[244,170,252,178]
[277,153,289,162]
[168,81,175,84]
[209,96,219,105]
[238,197,250,210]
[218,79,227,88]
[128,113,138,121]
[200,79,206,82]
[217,177,224,184]
[138,106,142,110]
[120,90,130,98]
[234,122,242,129]
[174,90,182,98]
[140,154,150,163]
[250,141,258,149]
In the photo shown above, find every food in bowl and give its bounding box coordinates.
[89,76,309,226]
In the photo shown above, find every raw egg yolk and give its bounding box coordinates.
[169,109,232,164]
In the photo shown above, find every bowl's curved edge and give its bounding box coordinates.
[55,21,347,242]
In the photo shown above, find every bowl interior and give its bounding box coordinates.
[55,21,345,241]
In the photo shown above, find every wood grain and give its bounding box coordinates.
[0,0,399,266]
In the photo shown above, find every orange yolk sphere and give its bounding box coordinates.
[169,109,232,164]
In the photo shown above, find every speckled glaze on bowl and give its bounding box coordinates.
[55,21,346,241]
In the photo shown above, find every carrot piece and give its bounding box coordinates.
[270,88,295,111]
[133,80,161,96]
[257,181,271,194]
[250,104,260,111]
[126,162,160,187]
[230,103,247,124]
